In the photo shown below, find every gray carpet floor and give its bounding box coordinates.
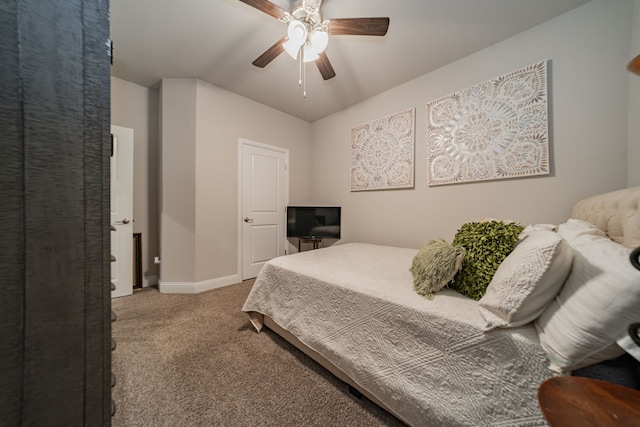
[111,280,406,426]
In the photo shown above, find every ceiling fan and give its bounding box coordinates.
[238,0,389,82]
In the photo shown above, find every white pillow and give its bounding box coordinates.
[534,220,640,372]
[554,218,607,242]
[477,226,573,331]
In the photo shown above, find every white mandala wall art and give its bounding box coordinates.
[351,108,415,191]
[426,61,549,186]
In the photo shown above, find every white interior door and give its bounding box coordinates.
[110,125,134,298]
[240,140,288,280]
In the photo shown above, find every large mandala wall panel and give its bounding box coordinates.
[351,108,415,191]
[426,61,549,186]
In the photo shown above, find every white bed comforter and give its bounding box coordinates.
[242,243,555,427]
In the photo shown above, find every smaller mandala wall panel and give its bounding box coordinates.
[351,108,415,191]
[426,61,549,186]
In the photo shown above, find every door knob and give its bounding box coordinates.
[244,217,254,223]
[114,218,131,225]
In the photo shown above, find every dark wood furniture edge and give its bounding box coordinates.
[538,376,640,427]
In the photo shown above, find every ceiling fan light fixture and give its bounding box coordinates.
[302,0,321,15]
[302,43,319,62]
[283,38,300,59]
[287,20,307,46]
[283,19,308,59]
[242,0,389,88]
[309,29,328,54]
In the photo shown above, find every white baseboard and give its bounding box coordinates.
[158,273,242,294]
[143,275,158,287]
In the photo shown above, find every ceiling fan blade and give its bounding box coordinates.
[629,54,640,75]
[238,0,286,20]
[252,37,286,68]
[328,17,390,36]
[315,52,336,80]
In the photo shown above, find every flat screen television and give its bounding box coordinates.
[286,206,341,239]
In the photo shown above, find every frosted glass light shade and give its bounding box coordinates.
[309,30,328,53]
[287,20,307,45]
[302,43,319,62]
[283,38,300,59]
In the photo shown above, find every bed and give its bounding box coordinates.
[242,186,640,427]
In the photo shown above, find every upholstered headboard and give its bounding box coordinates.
[571,186,640,249]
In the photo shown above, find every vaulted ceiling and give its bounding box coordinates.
[110,0,591,122]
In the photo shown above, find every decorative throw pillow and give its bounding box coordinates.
[553,218,607,242]
[410,239,466,299]
[451,220,524,301]
[477,226,573,331]
[534,221,640,372]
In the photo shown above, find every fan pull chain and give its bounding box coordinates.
[298,52,303,87]
[298,49,307,98]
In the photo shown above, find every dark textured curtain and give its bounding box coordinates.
[0,0,112,425]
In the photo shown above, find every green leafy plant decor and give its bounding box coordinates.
[451,220,524,300]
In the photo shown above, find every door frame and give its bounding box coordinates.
[237,138,289,281]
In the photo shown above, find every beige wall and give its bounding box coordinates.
[311,0,636,249]
[629,0,640,187]
[193,79,312,282]
[159,79,198,283]
[110,76,159,286]
[159,79,312,288]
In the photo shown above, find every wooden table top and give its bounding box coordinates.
[538,376,640,427]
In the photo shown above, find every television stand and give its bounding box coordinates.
[298,237,322,252]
